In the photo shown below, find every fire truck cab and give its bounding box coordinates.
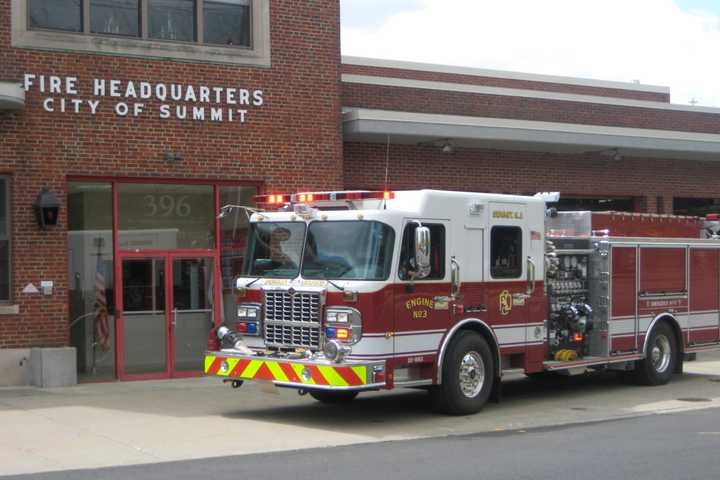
[204,190,720,415]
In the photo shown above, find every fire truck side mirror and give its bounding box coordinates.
[414,226,432,280]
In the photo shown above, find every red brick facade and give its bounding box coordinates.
[0,0,343,348]
[342,82,720,134]
[343,142,713,215]
[341,63,671,103]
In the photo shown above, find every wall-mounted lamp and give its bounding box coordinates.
[164,151,184,163]
[33,188,60,230]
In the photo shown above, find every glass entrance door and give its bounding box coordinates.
[172,258,215,373]
[119,255,217,379]
[120,257,168,377]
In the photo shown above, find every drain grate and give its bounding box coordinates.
[677,397,711,403]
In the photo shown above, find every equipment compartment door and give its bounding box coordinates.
[689,249,720,345]
[610,247,637,354]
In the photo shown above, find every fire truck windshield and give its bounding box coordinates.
[301,221,395,281]
[242,222,306,278]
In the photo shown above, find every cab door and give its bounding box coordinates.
[394,220,452,362]
[484,203,536,362]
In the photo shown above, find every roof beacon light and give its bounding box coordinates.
[291,191,395,203]
[254,194,290,206]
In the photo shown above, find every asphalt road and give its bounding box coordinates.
[4,407,720,480]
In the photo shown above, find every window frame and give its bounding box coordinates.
[490,226,523,279]
[0,176,11,304]
[398,222,447,282]
[13,0,269,67]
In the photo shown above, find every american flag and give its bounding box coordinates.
[94,251,110,352]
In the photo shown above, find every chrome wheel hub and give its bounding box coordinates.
[459,351,485,398]
[650,334,672,373]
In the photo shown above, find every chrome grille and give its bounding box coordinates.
[263,290,322,349]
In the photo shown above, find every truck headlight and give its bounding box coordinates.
[325,307,361,345]
[237,303,262,336]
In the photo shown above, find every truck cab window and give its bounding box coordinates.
[491,226,522,278]
[399,223,446,280]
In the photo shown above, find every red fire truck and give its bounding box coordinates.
[204,190,720,415]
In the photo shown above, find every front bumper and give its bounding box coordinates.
[204,351,387,391]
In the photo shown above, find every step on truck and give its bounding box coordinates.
[204,190,720,415]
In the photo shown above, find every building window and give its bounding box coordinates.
[14,0,269,66]
[90,0,140,37]
[148,0,196,42]
[674,198,720,217]
[68,182,116,380]
[491,226,522,279]
[29,0,83,32]
[204,0,250,46]
[0,178,9,302]
[399,223,446,281]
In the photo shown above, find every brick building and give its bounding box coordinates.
[1,0,720,384]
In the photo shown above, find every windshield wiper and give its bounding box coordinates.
[238,277,261,288]
[326,279,345,291]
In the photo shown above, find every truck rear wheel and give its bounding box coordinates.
[634,322,678,386]
[431,331,494,415]
[308,390,359,404]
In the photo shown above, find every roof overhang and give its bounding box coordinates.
[0,81,25,111]
[343,108,720,161]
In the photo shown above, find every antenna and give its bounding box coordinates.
[384,134,390,191]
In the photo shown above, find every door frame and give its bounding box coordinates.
[68,176,263,381]
[116,251,221,381]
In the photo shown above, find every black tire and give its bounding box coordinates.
[308,390,359,404]
[431,331,495,415]
[634,322,678,386]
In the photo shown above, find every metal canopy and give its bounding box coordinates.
[343,108,720,161]
[0,82,25,111]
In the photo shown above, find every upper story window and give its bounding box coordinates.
[91,0,140,37]
[29,0,83,32]
[15,0,269,66]
[0,177,10,302]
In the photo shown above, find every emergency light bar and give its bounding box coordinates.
[254,190,394,206]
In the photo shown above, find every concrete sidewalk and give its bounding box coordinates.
[2,353,720,476]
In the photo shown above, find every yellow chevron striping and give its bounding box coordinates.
[266,361,288,382]
[351,366,367,383]
[241,360,263,378]
[318,366,348,387]
[204,355,216,373]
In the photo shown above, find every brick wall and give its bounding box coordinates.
[342,63,670,103]
[342,83,720,134]
[343,142,720,210]
[0,0,343,348]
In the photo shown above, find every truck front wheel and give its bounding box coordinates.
[431,331,494,415]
